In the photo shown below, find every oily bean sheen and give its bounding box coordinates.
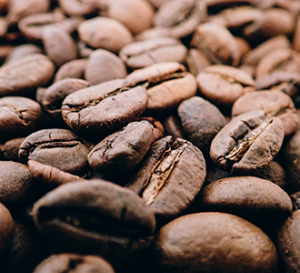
[62,79,148,136]
[177,96,226,156]
[18,129,90,176]
[210,110,284,175]
[0,53,55,96]
[126,136,206,223]
[153,212,279,273]
[277,210,300,273]
[32,180,156,263]
[198,176,292,227]
[33,254,115,273]
[88,121,154,173]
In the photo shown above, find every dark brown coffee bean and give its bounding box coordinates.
[178,96,226,156]
[85,49,127,85]
[163,115,186,140]
[1,137,25,162]
[140,116,164,142]
[7,218,48,273]
[0,202,14,268]
[119,37,187,69]
[33,254,115,273]
[232,90,299,136]
[290,191,300,210]
[78,17,134,53]
[54,59,88,82]
[193,22,240,66]
[0,96,43,140]
[97,0,154,35]
[28,160,85,189]
[198,176,292,227]
[41,78,89,121]
[42,25,78,67]
[88,121,154,173]
[19,129,91,176]
[0,161,35,209]
[153,212,279,273]
[197,65,255,107]
[277,210,300,273]
[210,110,284,174]
[5,44,43,64]
[126,62,197,112]
[32,180,156,264]
[0,54,55,97]
[283,130,300,192]
[126,136,206,223]
[61,79,148,137]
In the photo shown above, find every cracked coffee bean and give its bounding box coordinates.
[126,136,206,224]
[210,110,284,174]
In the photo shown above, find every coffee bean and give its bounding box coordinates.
[33,253,115,273]
[153,212,279,273]
[210,110,284,174]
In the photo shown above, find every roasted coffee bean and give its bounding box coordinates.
[88,121,154,173]
[193,22,240,66]
[28,160,85,189]
[153,212,279,273]
[256,48,300,80]
[0,96,43,140]
[5,44,42,64]
[152,0,206,39]
[42,25,78,67]
[126,62,197,112]
[119,37,187,69]
[78,17,134,53]
[32,180,156,266]
[61,79,148,137]
[33,253,115,273]
[210,110,284,174]
[277,210,300,273]
[163,115,186,140]
[198,176,292,228]
[54,59,88,82]
[186,48,211,76]
[197,65,255,107]
[1,137,25,162]
[58,0,98,16]
[232,90,299,136]
[41,78,89,121]
[18,12,66,42]
[178,96,227,156]
[283,129,300,192]
[85,49,127,85]
[0,53,54,97]
[19,129,91,176]
[0,202,14,268]
[290,191,300,210]
[97,0,154,35]
[7,0,50,25]
[126,136,206,223]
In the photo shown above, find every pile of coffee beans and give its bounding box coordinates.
[1,0,300,272]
